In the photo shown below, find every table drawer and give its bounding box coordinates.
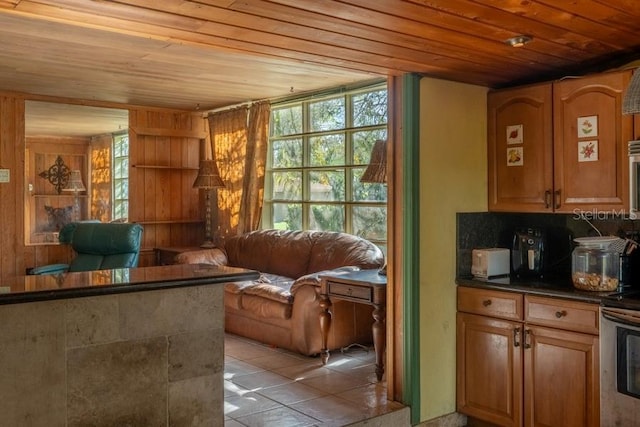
[328,282,372,302]
[525,295,599,334]
[457,286,523,321]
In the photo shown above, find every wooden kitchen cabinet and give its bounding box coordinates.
[488,83,553,212]
[456,286,600,427]
[523,295,600,427]
[488,69,632,213]
[457,287,524,426]
[457,311,523,427]
[524,325,599,427]
[553,70,631,213]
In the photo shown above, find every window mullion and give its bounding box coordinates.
[302,101,310,230]
[266,82,387,239]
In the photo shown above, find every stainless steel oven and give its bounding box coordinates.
[600,292,640,426]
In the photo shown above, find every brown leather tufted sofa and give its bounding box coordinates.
[174,229,385,356]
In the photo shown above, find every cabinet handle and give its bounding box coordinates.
[482,299,492,307]
[544,190,551,209]
[524,329,531,349]
[555,310,567,318]
[554,189,561,209]
[514,327,521,347]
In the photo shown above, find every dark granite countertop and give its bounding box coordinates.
[0,264,259,305]
[456,275,619,304]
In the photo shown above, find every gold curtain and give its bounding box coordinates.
[90,134,113,222]
[208,101,270,241]
[239,101,270,234]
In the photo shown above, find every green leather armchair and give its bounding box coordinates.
[28,222,144,275]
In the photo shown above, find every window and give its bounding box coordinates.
[112,133,129,221]
[263,82,387,247]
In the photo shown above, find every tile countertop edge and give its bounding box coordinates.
[455,276,617,304]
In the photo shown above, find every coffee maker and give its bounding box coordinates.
[512,228,545,278]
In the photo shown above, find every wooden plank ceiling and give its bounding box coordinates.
[2,0,640,119]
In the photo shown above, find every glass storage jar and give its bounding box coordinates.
[571,237,620,291]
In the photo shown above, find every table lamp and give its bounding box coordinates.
[360,139,387,275]
[193,159,225,248]
[62,169,86,221]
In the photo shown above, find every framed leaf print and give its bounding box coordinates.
[506,124,523,145]
[578,140,598,162]
[577,116,598,138]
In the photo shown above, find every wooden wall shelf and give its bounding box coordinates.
[132,165,199,170]
[33,194,88,197]
[127,111,207,266]
[134,219,204,225]
[129,126,207,139]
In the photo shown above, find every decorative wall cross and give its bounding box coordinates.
[39,155,70,194]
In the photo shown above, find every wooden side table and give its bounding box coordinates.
[319,269,387,381]
[154,246,204,265]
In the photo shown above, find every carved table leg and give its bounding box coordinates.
[319,293,332,365]
[372,303,386,381]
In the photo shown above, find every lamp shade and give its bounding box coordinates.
[623,68,640,115]
[360,139,387,184]
[193,160,225,189]
[62,170,86,192]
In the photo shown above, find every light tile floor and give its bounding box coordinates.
[224,333,406,427]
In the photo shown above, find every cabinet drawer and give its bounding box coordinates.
[525,295,599,334]
[327,282,372,302]
[457,286,523,321]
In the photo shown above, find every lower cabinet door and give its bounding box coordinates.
[457,312,523,427]
[523,325,599,427]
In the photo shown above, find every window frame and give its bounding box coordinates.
[262,81,388,247]
[111,132,129,221]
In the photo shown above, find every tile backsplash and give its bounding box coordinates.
[456,211,640,280]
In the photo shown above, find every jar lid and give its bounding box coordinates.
[573,236,620,248]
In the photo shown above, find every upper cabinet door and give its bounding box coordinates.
[488,83,553,212]
[553,70,632,213]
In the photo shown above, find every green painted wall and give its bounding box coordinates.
[418,77,488,421]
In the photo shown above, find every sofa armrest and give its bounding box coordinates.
[289,283,322,354]
[174,248,228,266]
[290,266,361,294]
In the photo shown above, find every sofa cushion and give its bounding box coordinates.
[307,232,384,273]
[224,229,384,278]
[224,273,294,313]
[225,229,314,278]
[225,280,260,310]
[243,283,293,304]
[224,280,260,295]
[240,294,292,320]
[174,248,228,265]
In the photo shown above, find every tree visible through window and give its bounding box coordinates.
[263,82,387,247]
[112,133,129,221]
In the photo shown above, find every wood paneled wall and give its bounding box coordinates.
[0,95,27,279]
[26,136,90,245]
[129,108,208,266]
[0,93,207,281]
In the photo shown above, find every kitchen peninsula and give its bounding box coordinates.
[0,264,258,426]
